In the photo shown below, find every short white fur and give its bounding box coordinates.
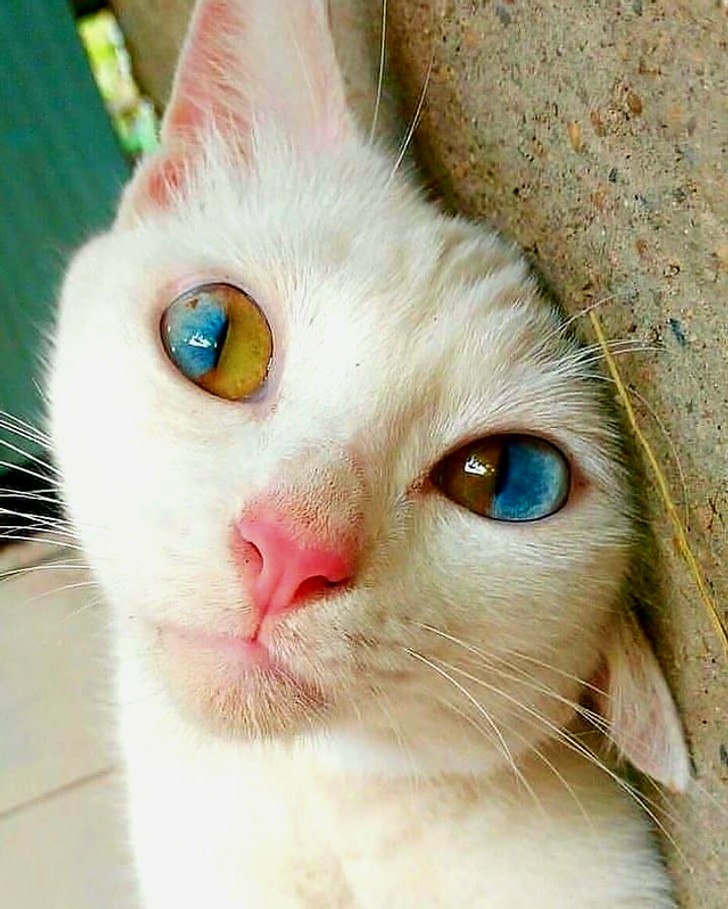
[49,1,689,906]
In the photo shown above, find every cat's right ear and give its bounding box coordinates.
[591,610,691,793]
[117,0,353,224]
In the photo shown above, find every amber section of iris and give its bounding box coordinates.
[433,437,504,516]
[199,285,271,400]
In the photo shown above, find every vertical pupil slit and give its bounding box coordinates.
[493,441,510,499]
[209,316,229,366]
[161,283,273,401]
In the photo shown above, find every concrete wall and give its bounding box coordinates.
[110,2,727,905]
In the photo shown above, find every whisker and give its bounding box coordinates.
[387,52,434,183]
[115,684,169,714]
[0,560,89,585]
[517,733,595,828]
[417,624,624,752]
[0,501,68,520]
[545,294,621,344]
[0,422,52,453]
[568,344,662,368]
[0,408,47,429]
[0,489,62,506]
[405,647,515,767]
[0,531,84,552]
[0,459,58,486]
[416,623,607,699]
[0,410,52,446]
[368,0,388,143]
[434,655,686,860]
[643,772,728,825]
[370,683,421,785]
[415,625,684,832]
[0,511,76,537]
[9,581,100,621]
[0,435,56,475]
[459,652,618,744]
[431,692,547,818]
[523,715,688,860]
[51,591,106,629]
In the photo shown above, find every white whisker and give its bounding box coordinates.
[0,560,89,585]
[405,646,539,803]
[369,0,388,144]
[0,459,58,486]
[0,410,52,446]
[432,692,547,818]
[387,54,434,184]
[0,435,55,474]
[434,655,686,860]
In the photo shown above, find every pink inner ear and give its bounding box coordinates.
[162,0,249,142]
[115,148,191,226]
[117,0,353,222]
[593,613,691,793]
[144,152,188,208]
[161,0,350,149]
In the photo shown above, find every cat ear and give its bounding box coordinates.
[118,0,353,221]
[591,611,691,793]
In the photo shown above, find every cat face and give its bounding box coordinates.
[49,0,686,785]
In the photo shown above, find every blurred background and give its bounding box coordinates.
[0,2,726,908]
[1,8,159,906]
[0,0,158,476]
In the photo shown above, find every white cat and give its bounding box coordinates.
[49,1,690,906]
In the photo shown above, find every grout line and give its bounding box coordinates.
[0,766,118,823]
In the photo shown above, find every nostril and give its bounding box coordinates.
[236,513,357,616]
[239,539,263,574]
[291,574,346,605]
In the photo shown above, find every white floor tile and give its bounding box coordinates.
[0,544,116,813]
[0,771,138,909]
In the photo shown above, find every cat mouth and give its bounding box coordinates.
[152,622,328,737]
[160,624,275,670]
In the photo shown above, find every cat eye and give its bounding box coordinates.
[161,283,272,400]
[432,434,570,522]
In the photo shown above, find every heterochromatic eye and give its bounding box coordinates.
[161,283,272,400]
[432,434,570,522]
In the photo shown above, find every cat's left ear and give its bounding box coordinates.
[592,611,691,793]
[118,0,353,223]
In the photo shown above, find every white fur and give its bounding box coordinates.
[48,1,687,906]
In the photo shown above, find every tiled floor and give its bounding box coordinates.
[0,542,136,908]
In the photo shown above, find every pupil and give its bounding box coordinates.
[493,440,511,499]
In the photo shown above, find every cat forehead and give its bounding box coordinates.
[125,134,543,340]
[68,133,614,475]
[117,180,567,423]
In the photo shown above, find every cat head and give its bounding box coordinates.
[49,0,688,790]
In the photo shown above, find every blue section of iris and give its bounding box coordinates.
[163,294,228,379]
[491,438,568,522]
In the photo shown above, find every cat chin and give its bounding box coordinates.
[148,623,330,740]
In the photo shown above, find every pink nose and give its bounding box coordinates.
[237,511,355,619]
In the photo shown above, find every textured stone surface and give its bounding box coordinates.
[110,0,192,108]
[111,2,727,906]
